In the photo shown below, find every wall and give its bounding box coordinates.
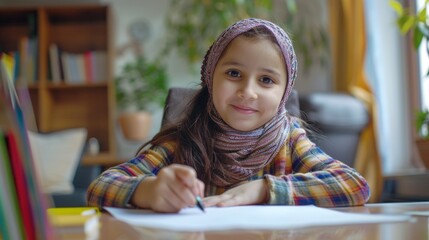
[365,0,412,173]
[101,0,334,158]
[101,0,201,158]
[105,0,332,90]
[292,0,332,94]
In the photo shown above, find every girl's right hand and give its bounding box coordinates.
[131,164,204,213]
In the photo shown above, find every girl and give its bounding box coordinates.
[87,18,370,213]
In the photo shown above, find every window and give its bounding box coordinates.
[417,0,429,111]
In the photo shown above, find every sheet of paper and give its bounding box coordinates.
[105,205,410,232]
[406,211,429,216]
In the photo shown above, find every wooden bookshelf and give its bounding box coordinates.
[0,5,116,166]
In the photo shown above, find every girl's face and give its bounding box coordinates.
[212,35,287,131]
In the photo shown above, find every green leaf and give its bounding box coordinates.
[400,15,416,34]
[389,0,404,15]
[413,26,424,49]
[416,109,429,137]
[417,7,427,21]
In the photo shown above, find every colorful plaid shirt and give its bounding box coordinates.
[87,121,370,208]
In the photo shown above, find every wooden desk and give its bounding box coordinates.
[57,202,429,240]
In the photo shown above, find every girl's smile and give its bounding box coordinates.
[230,104,258,115]
[212,35,287,131]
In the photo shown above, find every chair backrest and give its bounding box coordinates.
[161,87,300,129]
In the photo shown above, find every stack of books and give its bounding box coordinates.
[1,52,101,240]
[0,53,53,239]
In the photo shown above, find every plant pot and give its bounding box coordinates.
[416,138,429,169]
[119,112,152,141]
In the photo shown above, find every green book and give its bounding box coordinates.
[0,131,24,240]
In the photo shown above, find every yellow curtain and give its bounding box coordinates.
[328,0,383,202]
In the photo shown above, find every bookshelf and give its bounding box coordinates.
[0,5,117,165]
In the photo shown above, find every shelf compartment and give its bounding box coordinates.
[41,87,110,152]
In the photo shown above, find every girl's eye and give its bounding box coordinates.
[260,76,274,85]
[227,70,241,78]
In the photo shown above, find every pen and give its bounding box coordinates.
[195,196,205,213]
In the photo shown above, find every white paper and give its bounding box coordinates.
[406,211,429,216]
[105,205,410,232]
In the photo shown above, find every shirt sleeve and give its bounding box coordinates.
[264,119,371,207]
[86,142,175,208]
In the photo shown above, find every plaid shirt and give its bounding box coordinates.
[87,121,370,208]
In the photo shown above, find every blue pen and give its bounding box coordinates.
[195,196,205,213]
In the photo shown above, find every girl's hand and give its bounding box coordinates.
[131,164,204,213]
[203,179,268,207]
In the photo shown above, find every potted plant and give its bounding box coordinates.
[391,0,429,168]
[115,56,168,141]
[416,109,429,168]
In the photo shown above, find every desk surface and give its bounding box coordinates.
[57,202,429,240]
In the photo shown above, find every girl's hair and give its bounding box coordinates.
[137,26,283,184]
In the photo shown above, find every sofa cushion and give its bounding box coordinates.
[299,93,368,132]
[299,92,369,167]
[28,128,87,194]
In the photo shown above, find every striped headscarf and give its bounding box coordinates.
[200,18,298,187]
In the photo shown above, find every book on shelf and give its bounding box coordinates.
[18,37,38,85]
[83,51,94,83]
[60,50,107,84]
[0,53,54,240]
[48,43,62,83]
[92,51,108,83]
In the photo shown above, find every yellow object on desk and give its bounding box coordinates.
[47,207,100,239]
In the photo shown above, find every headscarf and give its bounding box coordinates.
[200,18,298,187]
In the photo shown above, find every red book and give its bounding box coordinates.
[6,131,35,240]
[83,51,93,83]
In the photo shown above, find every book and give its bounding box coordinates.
[61,52,84,84]
[0,131,24,240]
[0,53,54,239]
[47,207,100,239]
[60,52,70,83]
[6,131,36,240]
[47,207,99,225]
[18,37,38,85]
[92,51,107,83]
[49,43,61,83]
[83,51,94,83]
